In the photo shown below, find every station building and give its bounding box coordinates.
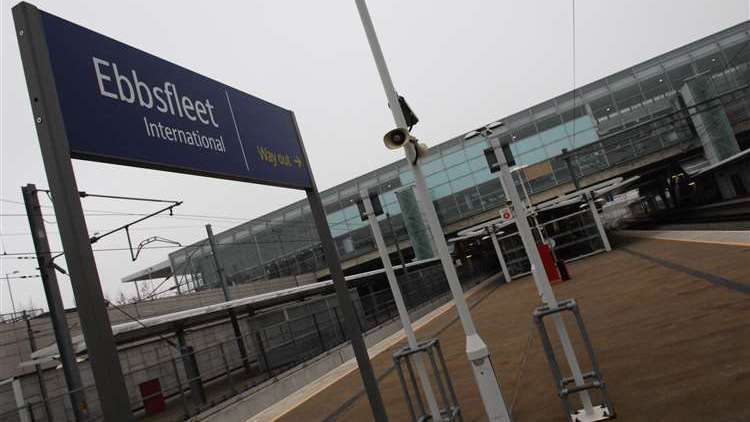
[133,21,750,293]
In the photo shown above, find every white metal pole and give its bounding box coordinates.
[586,194,611,252]
[361,191,442,420]
[490,137,595,415]
[352,1,511,420]
[12,378,31,422]
[514,171,544,241]
[487,228,511,283]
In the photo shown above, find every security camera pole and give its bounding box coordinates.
[360,191,442,420]
[353,1,512,420]
[488,134,596,417]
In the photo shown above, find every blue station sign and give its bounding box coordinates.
[38,10,312,189]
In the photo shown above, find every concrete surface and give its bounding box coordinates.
[276,236,750,422]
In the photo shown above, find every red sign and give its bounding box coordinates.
[499,207,513,222]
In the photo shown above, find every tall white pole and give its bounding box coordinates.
[490,137,595,415]
[586,194,611,252]
[487,228,511,283]
[361,192,442,420]
[353,1,511,420]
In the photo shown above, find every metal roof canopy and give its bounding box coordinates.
[536,176,641,212]
[693,148,750,177]
[120,259,172,283]
[27,257,439,365]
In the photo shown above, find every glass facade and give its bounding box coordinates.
[167,21,750,290]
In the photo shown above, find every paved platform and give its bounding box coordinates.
[274,236,750,422]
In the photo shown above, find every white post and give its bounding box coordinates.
[353,1,511,420]
[586,194,611,252]
[12,378,31,422]
[487,227,511,283]
[491,137,595,416]
[361,191,442,421]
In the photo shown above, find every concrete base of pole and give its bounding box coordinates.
[572,405,613,422]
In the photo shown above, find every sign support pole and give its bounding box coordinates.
[360,191,442,420]
[13,3,133,420]
[290,114,388,422]
[22,184,88,422]
[353,1,511,420]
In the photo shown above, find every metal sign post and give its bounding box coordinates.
[293,117,388,422]
[360,191,442,420]
[22,184,88,421]
[353,1,511,420]
[13,4,133,419]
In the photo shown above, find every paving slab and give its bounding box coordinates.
[276,236,750,422]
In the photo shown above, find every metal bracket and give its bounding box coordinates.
[393,338,463,422]
[533,299,615,422]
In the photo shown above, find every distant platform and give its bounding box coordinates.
[617,229,750,246]
[256,236,749,422]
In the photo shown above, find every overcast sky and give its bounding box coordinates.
[1,0,747,311]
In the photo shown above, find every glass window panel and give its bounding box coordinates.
[694,52,723,74]
[446,162,471,180]
[329,222,349,238]
[571,128,599,148]
[381,190,397,205]
[514,123,537,139]
[666,61,695,88]
[545,138,572,157]
[722,40,750,66]
[450,174,475,193]
[564,115,594,135]
[326,209,346,224]
[517,147,548,166]
[399,169,414,185]
[640,74,671,97]
[426,171,449,188]
[590,93,615,115]
[513,134,543,154]
[468,155,488,171]
[540,124,567,143]
[442,148,467,168]
[472,167,495,184]
[464,139,489,158]
[536,114,562,132]
[422,157,445,175]
[342,205,359,220]
[429,183,452,200]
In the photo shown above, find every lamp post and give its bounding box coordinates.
[353,1,511,420]
[477,126,596,417]
[360,191,442,420]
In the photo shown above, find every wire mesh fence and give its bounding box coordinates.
[0,262,483,422]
